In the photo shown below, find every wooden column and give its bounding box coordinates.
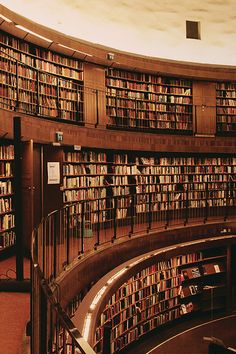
[21,139,34,254]
[13,116,24,280]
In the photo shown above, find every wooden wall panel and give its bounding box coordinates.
[83,63,107,127]
[193,81,216,136]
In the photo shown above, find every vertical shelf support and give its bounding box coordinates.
[13,116,24,281]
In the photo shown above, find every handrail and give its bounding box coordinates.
[31,184,236,353]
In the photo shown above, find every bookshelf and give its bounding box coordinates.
[0,143,15,252]
[62,150,236,227]
[179,247,227,315]
[63,150,108,224]
[106,68,193,133]
[109,153,236,218]
[0,30,84,122]
[216,82,236,135]
[93,249,228,353]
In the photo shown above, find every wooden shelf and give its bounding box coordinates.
[0,143,15,251]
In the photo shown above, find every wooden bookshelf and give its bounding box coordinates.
[216,82,236,135]
[106,68,193,133]
[63,149,108,224]
[94,254,184,352]
[179,247,227,315]
[0,30,84,122]
[93,248,229,353]
[62,149,236,227]
[0,143,15,252]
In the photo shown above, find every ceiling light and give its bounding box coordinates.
[15,24,53,43]
[58,43,93,57]
[0,14,12,23]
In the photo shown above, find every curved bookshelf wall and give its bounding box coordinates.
[72,235,236,354]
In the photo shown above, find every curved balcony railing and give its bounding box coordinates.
[31,182,236,353]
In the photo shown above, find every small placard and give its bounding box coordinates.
[47,162,60,184]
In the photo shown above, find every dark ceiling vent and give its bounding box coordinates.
[186,20,201,40]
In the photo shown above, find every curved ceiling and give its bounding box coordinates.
[1,0,236,66]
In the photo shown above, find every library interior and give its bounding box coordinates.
[0,1,236,354]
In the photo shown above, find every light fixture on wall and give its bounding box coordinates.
[0,14,12,23]
[107,52,115,60]
[58,43,93,57]
[15,24,53,43]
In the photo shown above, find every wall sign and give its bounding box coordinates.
[47,162,60,184]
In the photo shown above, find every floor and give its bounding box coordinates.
[124,313,236,354]
[0,256,30,354]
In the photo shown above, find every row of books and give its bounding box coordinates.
[1,51,83,84]
[63,176,105,188]
[0,230,15,248]
[0,162,12,176]
[217,116,236,123]
[0,213,14,231]
[63,163,108,175]
[63,188,106,203]
[106,88,192,102]
[0,33,83,70]
[0,180,13,195]
[217,99,236,105]
[109,308,181,352]
[64,151,107,163]
[180,262,225,281]
[217,107,236,114]
[106,78,192,94]
[0,145,14,160]
[0,197,12,214]
[106,69,192,88]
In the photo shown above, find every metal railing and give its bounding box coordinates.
[31,181,236,353]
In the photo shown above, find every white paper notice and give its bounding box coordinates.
[47,162,60,184]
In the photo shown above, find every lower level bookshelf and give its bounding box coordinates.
[83,236,236,354]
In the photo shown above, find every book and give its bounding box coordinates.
[191,267,201,278]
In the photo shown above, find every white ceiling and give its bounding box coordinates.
[1,0,236,66]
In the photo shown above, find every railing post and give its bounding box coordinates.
[56,77,61,119]
[224,180,229,221]
[184,185,189,226]
[66,206,70,265]
[204,180,209,223]
[165,191,170,229]
[80,202,85,254]
[95,199,100,249]
[53,213,58,279]
[112,196,117,242]
[129,194,134,237]
[147,192,152,232]
[40,285,48,354]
